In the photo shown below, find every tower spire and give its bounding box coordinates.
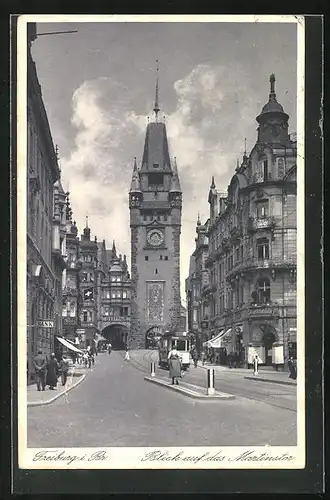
[170,157,181,192]
[269,73,276,102]
[85,215,88,228]
[153,59,160,121]
[210,176,215,189]
[130,157,141,192]
[112,240,117,260]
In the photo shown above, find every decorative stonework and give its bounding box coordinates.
[146,281,164,321]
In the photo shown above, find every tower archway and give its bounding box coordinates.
[102,323,129,350]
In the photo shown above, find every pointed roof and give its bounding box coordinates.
[140,122,171,172]
[111,240,117,259]
[130,157,141,192]
[210,176,215,189]
[170,157,181,192]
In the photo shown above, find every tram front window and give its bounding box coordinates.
[176,340,187,351]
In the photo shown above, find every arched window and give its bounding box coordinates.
[257,237,269,260]
[257,278,271,304]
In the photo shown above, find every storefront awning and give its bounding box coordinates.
[203,330,224,347]
[56,337,84,354]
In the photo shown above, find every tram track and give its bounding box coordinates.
[119,350,296,413]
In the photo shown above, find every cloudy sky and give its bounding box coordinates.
[31,17,297,304]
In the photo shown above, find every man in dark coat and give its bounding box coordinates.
[168,350,182,385]
[33,350,47,391]
[46,353,59,390]
[58,355,69,386]
[191,348,198,368]
[288,357,297,380]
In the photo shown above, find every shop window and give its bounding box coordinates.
[257,238,269,260]
[257,278,271,304]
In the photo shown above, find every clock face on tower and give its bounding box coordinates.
[147,229,164,247]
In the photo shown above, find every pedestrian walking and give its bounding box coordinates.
[168,349,182,385]
[33,349,47,391]
[288,357,297,380]
[58,355,69,386]
[108,343,112,355]
[191,348,198,368]
[253,354,259,376]
[46,353,59,390]
[83,351,89,368]
[201,349,206,366]
[124,347,130,361]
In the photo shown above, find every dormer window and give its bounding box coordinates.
[153,163,159,168]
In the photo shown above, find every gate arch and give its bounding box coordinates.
[102,323,129,350]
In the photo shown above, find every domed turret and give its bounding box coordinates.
[256,74,290,146]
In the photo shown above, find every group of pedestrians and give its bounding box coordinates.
[106,342,130,361]
[33,350,69,391]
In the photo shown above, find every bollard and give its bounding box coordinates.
[151,361,156,377]
[207,368,215,395]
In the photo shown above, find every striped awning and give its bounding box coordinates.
[56,337,84,354]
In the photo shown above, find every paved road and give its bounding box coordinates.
[132,350,297,413]
[27,351,297,448]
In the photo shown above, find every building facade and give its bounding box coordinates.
[185,216,210,351]
[129,85,182,349]
[205,75,297,368]
[27,24,67,380]
[60,212,132,350]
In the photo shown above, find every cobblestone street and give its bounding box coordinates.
[27,351,297,448]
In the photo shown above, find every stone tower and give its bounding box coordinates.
[129,66,182,349]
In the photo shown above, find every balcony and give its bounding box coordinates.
[226,256,296,281]
[62,286,79,297]
[247,216,276,232]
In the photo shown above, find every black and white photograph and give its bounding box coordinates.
[17,14,305,470]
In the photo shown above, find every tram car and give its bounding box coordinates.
[158,332,191,370]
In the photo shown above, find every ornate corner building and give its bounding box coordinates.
[129,76,182,349]
[187,74,297,369]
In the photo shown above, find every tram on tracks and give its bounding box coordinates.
[158,332,191,370]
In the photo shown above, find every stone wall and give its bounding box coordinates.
[129,226,142,349]
[168,225,181,331]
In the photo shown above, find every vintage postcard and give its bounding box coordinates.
[16,14,306,471]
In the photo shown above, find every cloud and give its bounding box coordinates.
[62,63,262,304]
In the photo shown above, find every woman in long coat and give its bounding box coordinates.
[168,351,182,385]
[46,353,59,390]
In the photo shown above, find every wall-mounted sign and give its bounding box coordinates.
[38,320,54,328]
